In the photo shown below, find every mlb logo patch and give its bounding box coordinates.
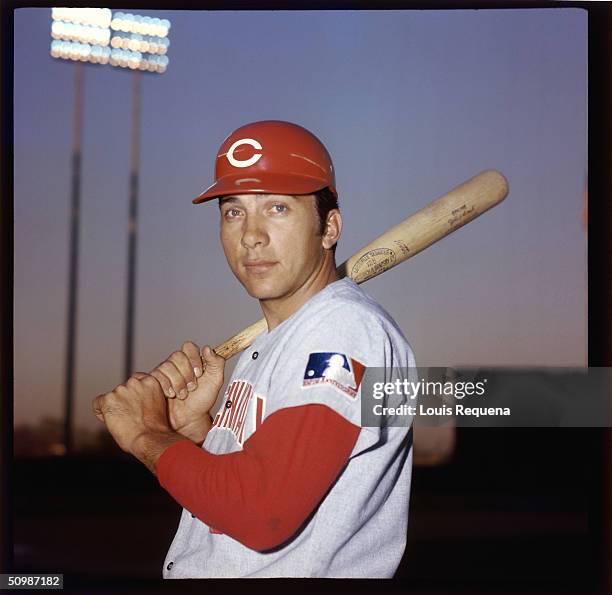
[302,352,366,399]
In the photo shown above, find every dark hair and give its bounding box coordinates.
[313,187,340,253]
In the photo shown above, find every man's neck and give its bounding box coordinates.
[260,259,338,331]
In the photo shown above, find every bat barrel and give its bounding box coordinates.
[339,169,509,284]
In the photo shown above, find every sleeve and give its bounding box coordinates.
[157,403,360,552]
[265,303,416,457]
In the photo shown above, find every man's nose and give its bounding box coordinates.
[241,214,268,249]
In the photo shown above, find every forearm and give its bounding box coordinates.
[132,413,213,472]
[132,429,191,474]
[156,404,361,551]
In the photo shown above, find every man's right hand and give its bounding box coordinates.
[148,342,226,444]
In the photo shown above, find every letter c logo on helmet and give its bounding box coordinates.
[192,120,338,205]
[226,138,263,168]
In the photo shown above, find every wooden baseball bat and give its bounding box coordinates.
[214,169,509,359]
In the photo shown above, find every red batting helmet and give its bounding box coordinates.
[192,120,337,204]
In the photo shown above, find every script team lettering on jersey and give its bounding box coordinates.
[212,380,266,445]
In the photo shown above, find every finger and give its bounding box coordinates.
[202,345,225,368]
[127,376,142,392]
[151,362,176,399]
[149,368,175,398]
[114,383,128,397]
[182,341,204,378]
[92,394,106,423]
[132,372,160,394]
[158,360,188,399]
[140,374,164,398]
[168,350,197,393]
[201,345,225,382]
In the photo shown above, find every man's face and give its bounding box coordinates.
[219,193,327,301]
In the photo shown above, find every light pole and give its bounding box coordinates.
[50,7,171,452]
[125,68,141,380]
[62,59,84,455]
[51,7,112,454]
[106,11,171,378]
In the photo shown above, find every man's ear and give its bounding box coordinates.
[322,209,342,250]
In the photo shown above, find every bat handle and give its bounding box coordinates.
[214,318,267,360]
[335,261,349,281]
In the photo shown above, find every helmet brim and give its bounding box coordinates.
[192,173,336,204]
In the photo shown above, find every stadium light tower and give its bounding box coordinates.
[50,7,171,453]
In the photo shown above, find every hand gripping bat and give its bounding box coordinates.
[214,169,509,360]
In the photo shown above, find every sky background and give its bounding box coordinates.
[13,8,587,436]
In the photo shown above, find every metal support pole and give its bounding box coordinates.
[63,61,84,455]
[124,70,142,379]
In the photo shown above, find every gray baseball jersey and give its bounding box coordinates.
[162,277,416,578]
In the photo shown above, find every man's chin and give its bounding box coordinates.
[240,279,283,301]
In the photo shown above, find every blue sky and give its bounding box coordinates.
[13,8,587,432]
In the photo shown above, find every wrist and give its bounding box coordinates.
[131,429,188,474]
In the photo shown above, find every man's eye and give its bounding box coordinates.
[272,204,287,213]
[225,208,241,218]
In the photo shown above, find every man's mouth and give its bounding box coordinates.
[243,260,277,274]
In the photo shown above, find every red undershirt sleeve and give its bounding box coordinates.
[156,403,361,552]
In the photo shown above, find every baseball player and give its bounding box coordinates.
[93,120,416,578]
